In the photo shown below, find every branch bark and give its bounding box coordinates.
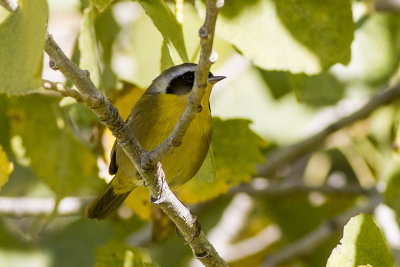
[257,81,400,178]
[43,0,226,265]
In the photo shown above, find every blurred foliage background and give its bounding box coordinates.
[1,0,400,266]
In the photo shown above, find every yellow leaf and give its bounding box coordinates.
[0,145,13,190]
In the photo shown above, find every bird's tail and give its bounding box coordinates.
[86,176,133,220]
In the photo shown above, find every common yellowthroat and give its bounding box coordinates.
[86,63,225,219]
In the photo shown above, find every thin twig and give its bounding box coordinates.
[262,189,382,266]
[257,81,400,178]
[43,0,226,265]
[42,79,86,102]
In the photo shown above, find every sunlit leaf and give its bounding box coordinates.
[7,95,98,196]
[44,219,113,267]
[291,72,344,106]
[94,6,120,94]
[327,213,392,267]
[79,6,101,89]
[0,0,48,94]
[383,168,400,220]
[194,145,215,183]
[176,118,268,203]
[197,0,354,74]
[259,70,344,106]
[160,41,174,72]
[95,239,155,267]
[0,145,13,190]
[90,0,114,12]
[333,13,400,88]
[139,0,188,63]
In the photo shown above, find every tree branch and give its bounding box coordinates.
[43,0,226,265]
[262,189,382,266]
[257,81,400,178]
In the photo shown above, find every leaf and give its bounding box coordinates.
[383,168,400,220]
[139,0,188,63]
[79,6,101,89]
[90,0,114,12]
[258,70,345,106]
[257,69,293,99]
[327,213,393,267]
[176,118,268,203]
[95,239,155,267]
[0,0,48,94]
[7,95,98,196]
[0,145,13,190]
[197,0,354,74]
[43,218,113,267]
[160,41,174,72]
[291,72,344,106]
[334,13,400,88]
[94,6,120,94]
[194,145,215,183]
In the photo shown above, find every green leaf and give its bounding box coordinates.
[126,11,164,88]
[257,70,293,99]
[194,144,215,183]
[197,0,354,74]
[176,118,267,203]
[160,41,174,72]
[139,0,188,63]
[79,6,101,89]
[334,13,400,88]
[384,168,400,220]
[90,0,114,12]
[258,70,344,106]
[0,0,48,94]
[291,72,344,106]
[94,6,120,93]
[7,95,98,196]
[95,240,155,267]
[327,214,393,267]
[43,219,113,267]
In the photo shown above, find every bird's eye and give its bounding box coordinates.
[208,72,213,78]
[184,72,194,82]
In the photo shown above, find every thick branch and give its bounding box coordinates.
[257,81,400,178]
[43,0,226,265]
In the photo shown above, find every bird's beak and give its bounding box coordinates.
[208,76,226,84]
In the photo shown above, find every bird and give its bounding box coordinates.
[86,63,225,219]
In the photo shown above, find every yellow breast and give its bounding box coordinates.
[115,90,213,188]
